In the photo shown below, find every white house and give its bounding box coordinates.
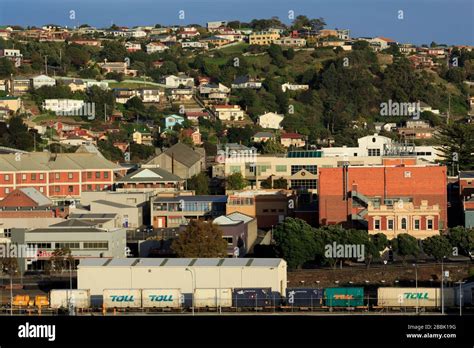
[125,42,142,52]
[181,41,209,49]
[146,42,169,54]
[162,74,195,88]
[31,75,56,89]
[231,76,262,89]
[43,99,85,114]
[213,105,244,121]
[86,80,109,90]
[258,112,284,129]
[281,83,309,92]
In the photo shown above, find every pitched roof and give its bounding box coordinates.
[117,167,183,183]
[92,200,134,208]
[158,142,203,168]
[18,187,53,207]
[253,131,274,138]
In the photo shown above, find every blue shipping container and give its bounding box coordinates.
[286,288,324,307]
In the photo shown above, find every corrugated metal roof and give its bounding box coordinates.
[18,187,52,207]
[79,257,284,268]
[153,195,227,203]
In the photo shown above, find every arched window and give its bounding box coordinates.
[401,218,407,230]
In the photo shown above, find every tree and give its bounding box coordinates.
[435,123,474,173]
[101,41,128,62]
[273,177,288,189]
[66,45,90,69]
[273,218,321,269]
[446,226,474,259]
[187,172,210,195]
[0,57,15,78]
[393,234,420,263]
[284,48,295,60]
[226,172,248,190]
[171,220,228,257]
[260,176,273,189]
[261,139,286,154]
[422,235,452,261]
[49,248,72,274]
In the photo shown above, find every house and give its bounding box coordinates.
[252,131,275,143]
[258,112,284,129]
[139,88,163,103]
[280,133,306,148]
[146,42,169,54]
[125,42,142,52]
[8,77,30,95]
[213,104,245,121]
[185,111,209,123]
[170,87,194,101]
[0,96,22,112]
[231,76,262,89]
[249,32,280,45]
[151,195,227,228]
[213,212,258,256]
[86,80,109,90]
[98,62,138,77]
[281,83,309,92]
[161,74,195,88]
[31,74,56,89]
[408,54,436,69]
[43,99,85,115]
[132,130,153,146]
[113,142,129,153]
[207,21,227,30]
[165,114,185,129]
[62,78,86,92]
[181,41,208,49]
[181,128,202,145]
[116,167,185,194]
[70,39,102,47]
[179,28,200,39]
[0,49,22,67]
[145,142,206,179]
[362,37,396,51]
[274,37,306,47]
[199,83,230,101]
[114,88,138,103]
[202,36,231,47]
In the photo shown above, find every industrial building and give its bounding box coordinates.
[78,258,287,297]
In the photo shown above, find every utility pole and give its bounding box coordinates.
[44,55,48,75]
[456,281,465,316]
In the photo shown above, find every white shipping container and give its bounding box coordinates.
[377,287,455,308]
[103,289,142,308]
[142,289,182,308]
[50,289,91,309]
[194,288,232,308]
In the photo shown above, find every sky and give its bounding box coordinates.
[0,0,473,45]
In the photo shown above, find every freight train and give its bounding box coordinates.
[14,285,471,313]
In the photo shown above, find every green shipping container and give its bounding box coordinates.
[324,287,364,307]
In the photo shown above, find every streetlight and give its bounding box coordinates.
[413,263,418,314]
[441,256,446,315]
[456,281,465,316]
[185,268,194,316]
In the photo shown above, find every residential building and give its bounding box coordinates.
[231,76,262,89]
[0,96,22,112]
[86,80,109,90]
[145,142,205,179]
[151,195,227,228]
[170,87,194,101]
[252,132,275,143]
[0,49,22,67]
[274,37,306,47]
[165,114,185,129]
[0,152,121,201]
[146,42,169,53]
[181,41,208,49]
[62,79,86,92]
[116,167,185,194]
[181,128,202,145]
[139,88,163,103]
[125,42,142,52]
[258,112,284,129]
[11,220,126,273]
[199,83,230,102]
[98,62,138,77]
[43,99,85,114]
[202,36,231,47]
[213,104,245,121]
[280,133,306,148]
[281,83,309,92]
[8,77,30,95]
[459,171,474,228]
[249,32,280,45]
[213,212,258,256]
[31,74,56,89]
[318,165,448,232]
[161,74,195,88]
[88,200,143,229]
[207,21,227,30]
[132,130,153,146]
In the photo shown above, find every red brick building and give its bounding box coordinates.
[0,152,122,201]
[318,164,448,235]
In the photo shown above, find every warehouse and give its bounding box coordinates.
[78,258,287,297]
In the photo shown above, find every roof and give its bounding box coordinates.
[49,219,98,228]
[92,200,134,208]
[253,131,274,138]
[281,133,304,139]
[69,213,118,220]
[18,187,52,207]
[153,195,227,203]
[117,167,182,183]
[460,171,474,179]
[214,212,254,225]
[0,153,121,172]
[151,142,203,168]
[79,257,284,268]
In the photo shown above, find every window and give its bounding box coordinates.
[263,209,269,213]
[95,185,101,191]
[87,185,92,191]
[290,179,317,190]
[414,219,420,230]
[87,172,92,179]
[56,242,80,249]
[388,220,394,230]
[68,186,74,193]
[291,165,317,175]
[404,171,411,178]
[95,172,101,179]
[68,173,73,180]
[55,173,60,180]
[39,187,44,193]
[427,219,433,230]
[374,219,380,230]
[5,188,10,194]
[4,174,9,181]
[22,174,26,180]
[83,242,108,250]
[275,165,287,172]
[28,242,52,249]
[401,218,407,230]
[368,149,381,156]
[31,174,36,180]
[223,237,233,246]
[104,172,109,179]
[230,166,241,174]
[39,173,44,180]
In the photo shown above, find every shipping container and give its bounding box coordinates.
[232,288,273,307]
[324,287,364,307]
[455,282,474,306]
[377,287,455,308]
[142,289,182,308]
[194,288,233,308]
[103,289,141,308]
[286,288,324,307]
[50,290,91,309]
[34,295,49,307]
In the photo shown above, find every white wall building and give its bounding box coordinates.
[32,75,56,89]
[43,99,85,114]
[258,112,284,129]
